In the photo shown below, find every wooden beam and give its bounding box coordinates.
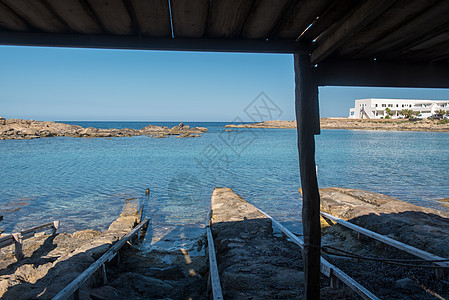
[0,31,308,53]
[298,0,356,42]
[240,0,290,39]
[336,0,437,58]
[86,0,133,35]
[311,0,395,64]
[206,211,224,300]
[314,59,449,88]
[53,218,149,300]
[276,0,333,40]
[206,0,254,38]
[254,206,379,300]
[0,2,28,31]
[355,1,449,59]
[171,0,209,38]
[46,0,103,34]
[2,0,67,32]
[294,53,320,300]
[130,0,171,37]
[320,211,449,269]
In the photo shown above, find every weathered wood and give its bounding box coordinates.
[207,0,254,38]
[354,1,449,59]
[12,233,24,260]
[337,0,437,57]
[0,31,308,53]
[0,2,28,31]
[2,0,66,32]
[21,221,57,237]
[0,221,59,255]
[396,33,449,62]
[171,0,209,38]
[206,225,224,300]
[240,0,290,39]
[130,0,171,37]
[320,211,449,269]
[311,0,395,63]
[276,0,333,40]
[86,0,133,35]
[0,235,14,248]
[52,218,149,300]
[45,0,102,34]
[294,53,320,299]
[255,206,379,300]
[298,0,356,42]
[321,257,379,300]
[314,59,449,88]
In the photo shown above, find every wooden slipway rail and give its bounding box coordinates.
[0,221,60,260]
[254,207,380,300]
[320,211,449,279]
[52,218,149,300]
[206,211,224,300]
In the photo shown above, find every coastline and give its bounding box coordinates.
[0,118,207,140]
[224,118,449,132]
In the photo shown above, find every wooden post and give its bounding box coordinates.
[294,53,321,299]
[12,233,24,260]
[52,221,60,235]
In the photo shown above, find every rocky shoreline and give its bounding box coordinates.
[225,118,449,132]
[0,198,207,299]
[0,118,207,140]
[311,187,449,299]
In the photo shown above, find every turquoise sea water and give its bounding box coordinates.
[1,122,448,251]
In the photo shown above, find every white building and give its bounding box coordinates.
[348,98,449,119]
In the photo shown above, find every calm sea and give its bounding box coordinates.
[1,122,448,251]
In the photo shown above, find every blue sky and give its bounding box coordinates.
[1,45,449,121]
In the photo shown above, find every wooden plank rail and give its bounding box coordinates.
[0,221,60,260]
[253,207,379,300]
[320,211,448,279]
[206,210,224,300]
[52,218,149,300]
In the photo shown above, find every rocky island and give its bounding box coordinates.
[0,118,207,140]
[225,118,449,132]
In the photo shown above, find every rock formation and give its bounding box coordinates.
[0,118,207,140]
[224,118,449,132]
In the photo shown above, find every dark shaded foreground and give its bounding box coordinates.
[211,187,358,299]
[319,187,449,299]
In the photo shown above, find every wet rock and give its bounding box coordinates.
[147,265,186,280]
[396,278,423,294]
[110,272,174,298]
[90,285,123,300]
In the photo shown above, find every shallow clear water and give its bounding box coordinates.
[1,122,448,251]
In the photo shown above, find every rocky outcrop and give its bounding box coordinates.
[224,118,449,132]
[0,196,208,299]
[210,187,355,299]
[0,198,143,299]
[225,120,295,129]
[315,187,449,259]
[0,119,208,140]
[303,187,449,299]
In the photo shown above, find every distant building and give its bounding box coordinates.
[349,98,449,119]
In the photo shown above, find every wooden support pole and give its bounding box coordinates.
[294,53,321,299]
[12,233,24,260]
[101,264,107,285]
[52,221,60,235]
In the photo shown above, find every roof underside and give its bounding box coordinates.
[1,0,449,87]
